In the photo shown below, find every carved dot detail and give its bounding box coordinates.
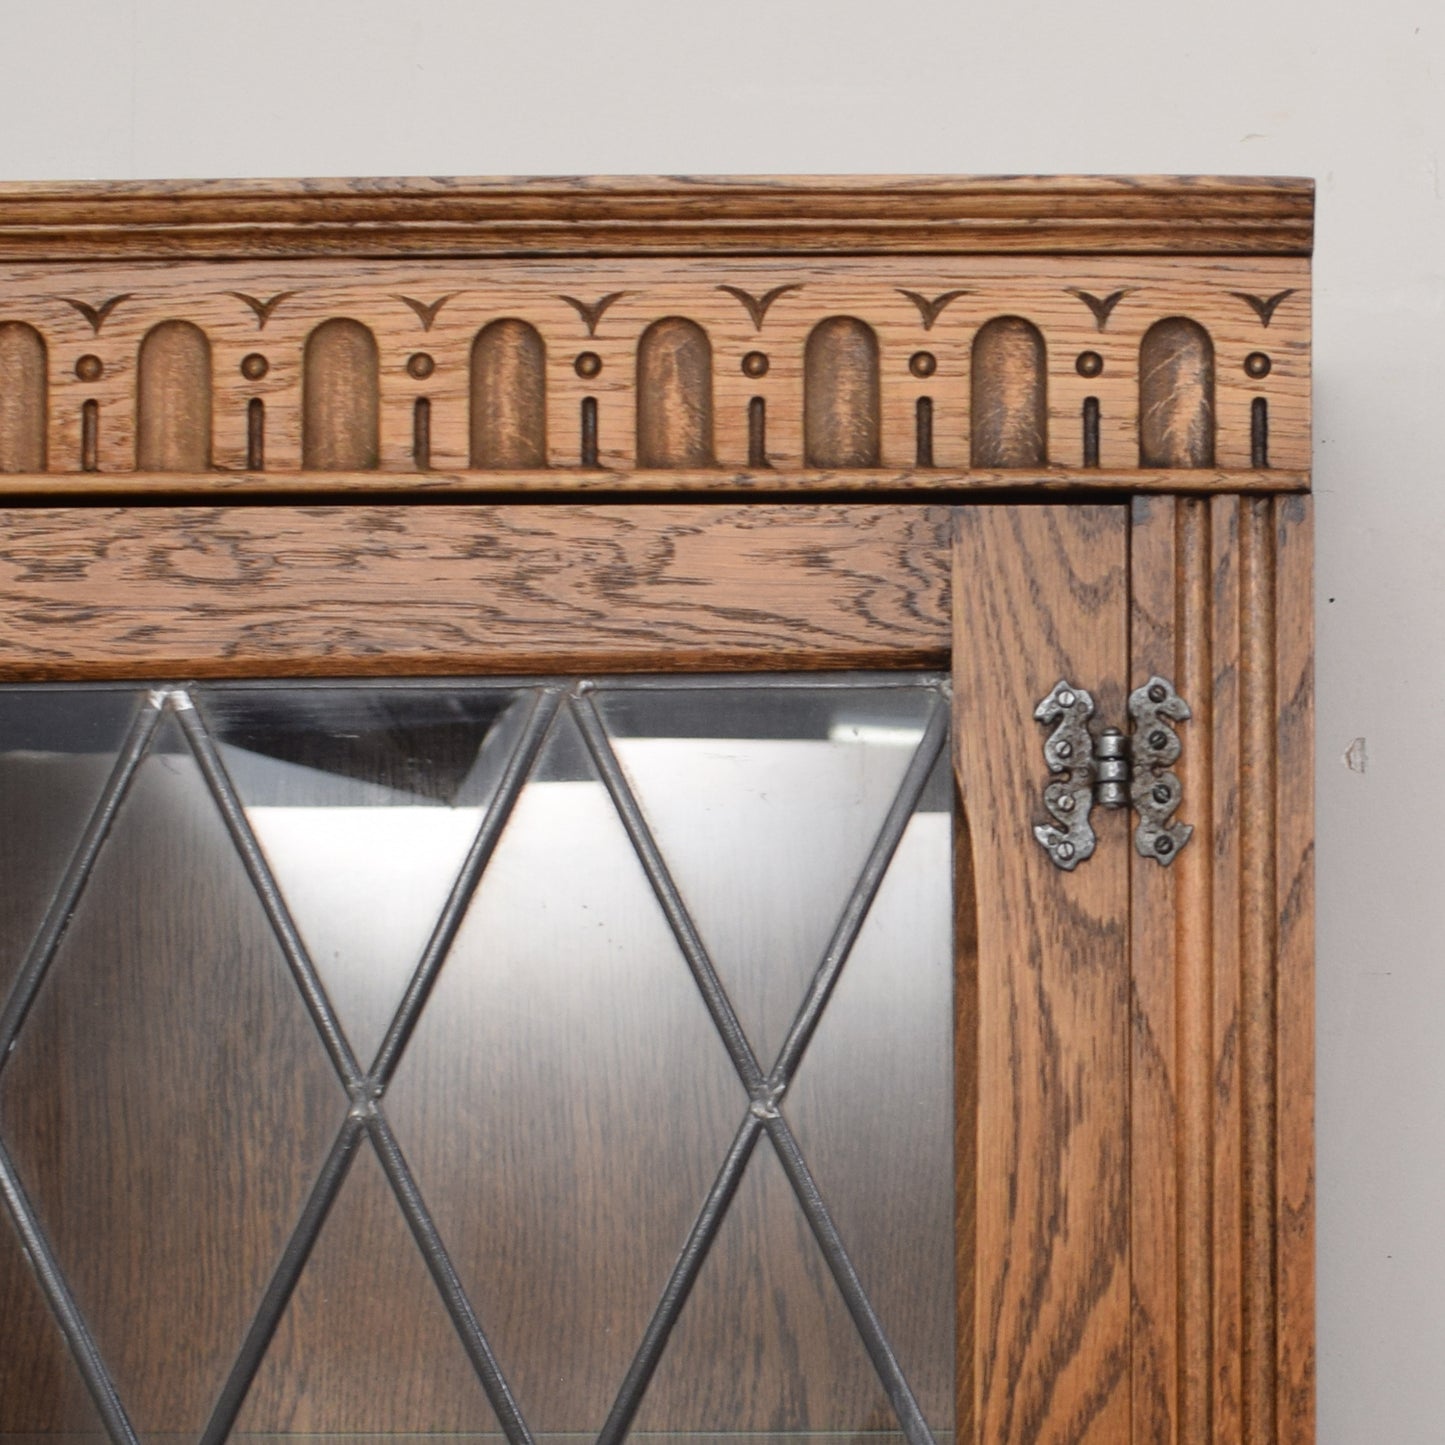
[741,351,769,378]
[909,350,937,379]
[240,353,269,381]
[1076,350,1104,378]
[407,352,436,380]
[74,355,103,382]
[574,351,602,379]
[1244,351,1272,379]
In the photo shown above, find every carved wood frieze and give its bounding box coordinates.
[0,253,1310,486]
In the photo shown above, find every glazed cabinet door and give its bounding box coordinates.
[0,495,1309,1445]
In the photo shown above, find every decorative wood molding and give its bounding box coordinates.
[0,178,1311,496]
[0,176,1315,260]
[1129,493,1315,1444]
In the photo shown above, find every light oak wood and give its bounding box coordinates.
[0,252,1310,479]
[136,319,211,470]
[0,173,1314,1445]
[952,505,1131,1443]
[0,466,1310,500]
[1140,319,1215,468]
[969,318,1046,467]
[0,322,45,472]
[1128,494,1314,1443]
[0,175,1315,259]
[0,503,952,680]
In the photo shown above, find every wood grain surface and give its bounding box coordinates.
[969,318,1046,467]
[0,503,951,679]
[0,253,1311,477]
[0,465,1310,501]
[0,322,46,473]
[0,175,1315,260]
[1128,494,1314,1444]
[952,505,1131,1443]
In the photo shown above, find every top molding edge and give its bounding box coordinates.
[0,174,1315,261]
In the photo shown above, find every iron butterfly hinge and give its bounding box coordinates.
[1033,676,1193,872]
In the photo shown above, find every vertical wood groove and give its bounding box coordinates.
[970,317,1046,468]
[1175,497,1214,1445]
[1240,498,1278,1445]
[302,318,379,471]
[0,321,46,472]
[1208,494,1244,1444]
[636,317,713,468]
[1273,495,1314,1443]
[804,317,880,467]
[1131,493,1309,1445]
[1140,320,1215,468]
[137,320,212,472]
[470,319,546,469]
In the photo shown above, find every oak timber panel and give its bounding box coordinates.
[1128,494,1314,1444]
[1273,496,1314,1444]
[0,503,951,679]
[0,175,1318,260]
[952,505,1130,1443]
[0,466,1310,500]
[0,255,1309,478]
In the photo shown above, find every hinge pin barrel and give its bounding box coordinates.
[1095,728,1129,808]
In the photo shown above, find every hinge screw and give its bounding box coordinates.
[1148,683,1168,703]
[1057,740,1073,758]
[1057,793,1075,812]
[1148,729,1168,750]
[1058,689,1076,707]
[1154,836,1174,856]
[1152,783,1171,804]
[1056,841,1076,862]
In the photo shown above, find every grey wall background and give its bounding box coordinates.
[0,1,1437,1438]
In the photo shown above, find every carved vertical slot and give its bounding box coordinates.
[137,320,212,471]
[1139,317,1215,467]
[413,398,432,470]
[970,317,1046,467]
[804,316,880,467]
[580,396,599,467]
[1083,397,1101,467]
[247,399,265,470]
[470,319,546,468]
[0,321,46,472]
[1251,397,1269,468]
[80,400,99,472]
[747,397,768,468]
[636,317,714,467]
[302,318,380,470]
[916,397,935,467]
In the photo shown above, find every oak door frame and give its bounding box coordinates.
[0,493,1313,1444]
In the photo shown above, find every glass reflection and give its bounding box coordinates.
[200,686,534,1062]
[0,676,954,1445]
